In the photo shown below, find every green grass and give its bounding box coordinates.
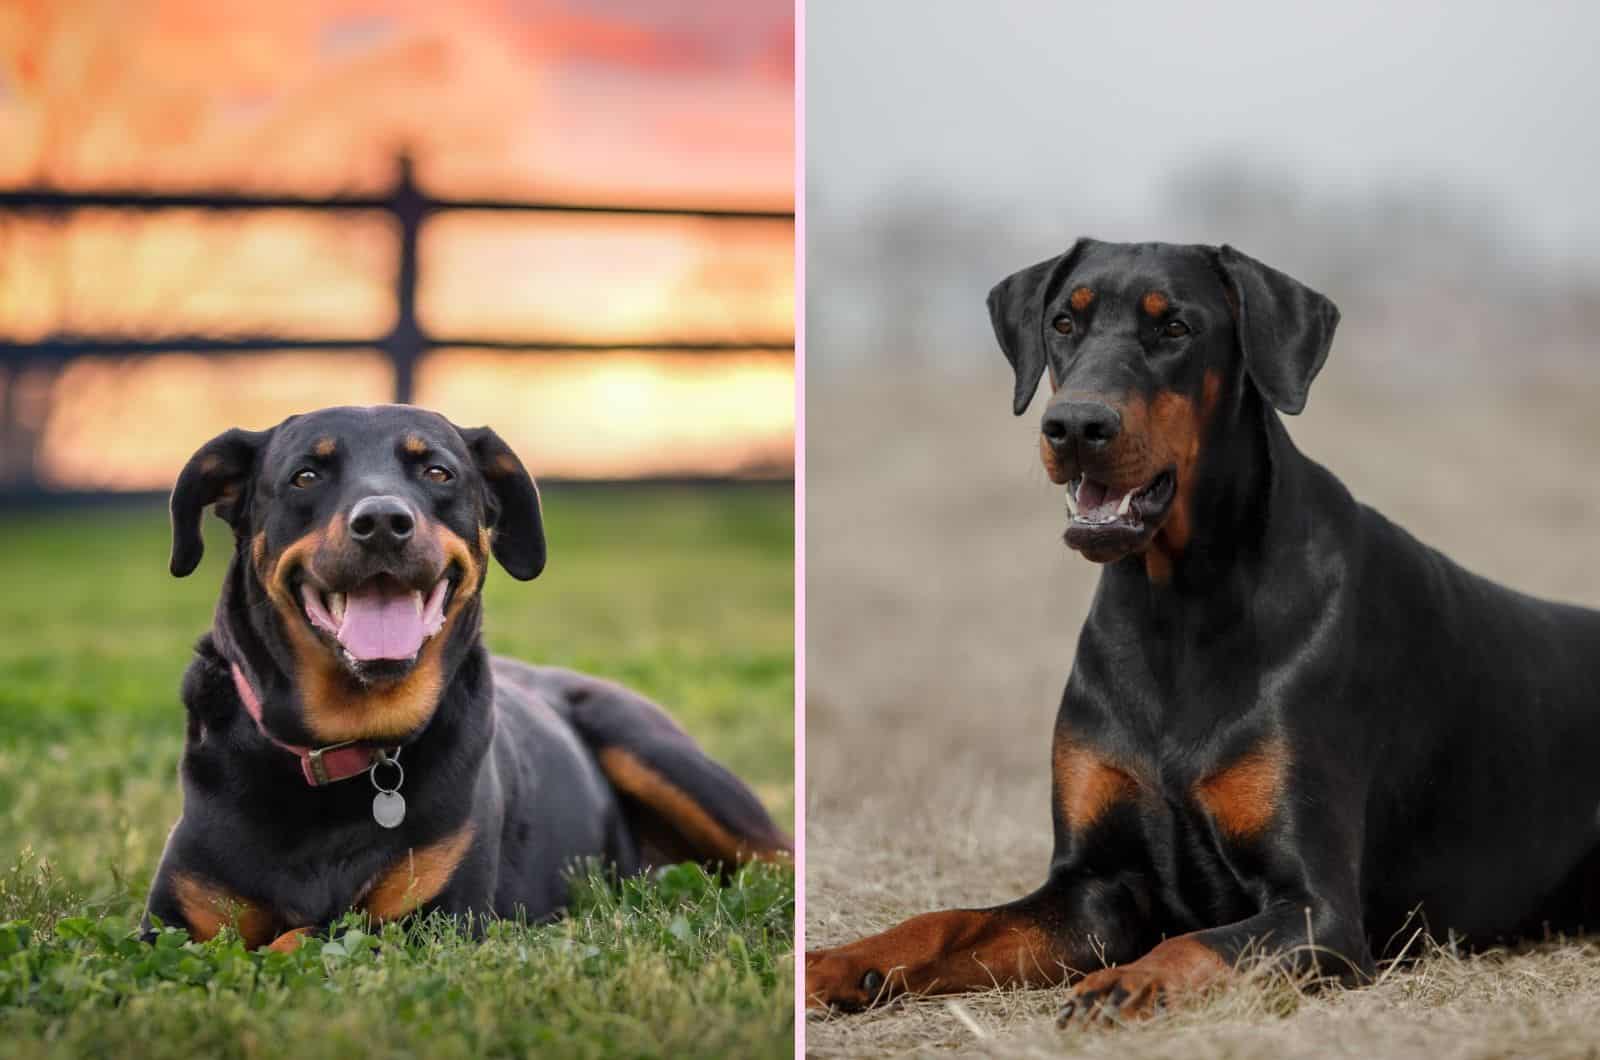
[0,485,794,1058]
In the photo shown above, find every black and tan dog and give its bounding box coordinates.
[806,239,1600,1022]
[144,405,789,950]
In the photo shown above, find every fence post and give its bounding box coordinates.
[387,154,425,405]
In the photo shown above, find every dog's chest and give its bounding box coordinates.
[196,821,479,942]
[1053,719,1289,925]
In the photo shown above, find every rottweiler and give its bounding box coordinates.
[144,405,790,950]
[805,239,1600,1023]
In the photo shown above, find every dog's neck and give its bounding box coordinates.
[1091,389,1329,725]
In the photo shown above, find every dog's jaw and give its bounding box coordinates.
[1063,468,1177,563]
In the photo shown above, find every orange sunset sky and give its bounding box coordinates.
[0,0,794,485]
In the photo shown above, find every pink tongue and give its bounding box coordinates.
[337,582,425,661]
[1077,479,1129,518]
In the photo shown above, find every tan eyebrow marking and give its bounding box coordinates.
[402,435,428,455]
[312,437,337,458]
[1069,287,1095,311]
[1142,291,1170,316]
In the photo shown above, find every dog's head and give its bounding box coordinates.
[989,239,1338,574]
[169,405,544,743]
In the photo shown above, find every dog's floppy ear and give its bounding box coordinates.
[169,427,271,577]
[1213,245,1340,415]
[986,237,1090,415]
[459,426,546,580]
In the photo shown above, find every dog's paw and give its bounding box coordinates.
[804,947,892,1011]
[264,927,312,954]
[1056,964,1168,1026]
[1056,937,1228,1028]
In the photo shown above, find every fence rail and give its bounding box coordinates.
[0,154,794,497]
[0,185,794,221]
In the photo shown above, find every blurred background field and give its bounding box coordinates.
[805,1,1600,1056]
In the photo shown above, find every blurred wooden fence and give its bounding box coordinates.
[0,155,794,498]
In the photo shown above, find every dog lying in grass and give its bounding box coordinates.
[144,404,789,950]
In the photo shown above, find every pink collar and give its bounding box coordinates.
[229,663,385,787]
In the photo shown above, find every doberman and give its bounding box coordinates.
[806,239,1600,1023]
[144,405,789,951]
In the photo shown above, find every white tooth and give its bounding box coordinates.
[1065,490,1077,516]
[328,593,346,625]
[1116,492,1133,517]
[412,591,424,617]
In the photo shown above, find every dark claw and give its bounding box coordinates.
[860,969,884,998]
[1062,990,1099,1027]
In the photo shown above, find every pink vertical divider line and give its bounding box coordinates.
[792,0,808,1051]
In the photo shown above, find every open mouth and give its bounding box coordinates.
[297,572,454,672]
[1063,469,1177,558]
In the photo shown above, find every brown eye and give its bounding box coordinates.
[1163,320,1191,338]
[423,465,453,484]
[290,468,319,489]
[1051,315,1074,335]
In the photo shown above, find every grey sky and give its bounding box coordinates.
[807,0,1600,266]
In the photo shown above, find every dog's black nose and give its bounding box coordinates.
[1041,400,1121,450]
[348,495,415,549]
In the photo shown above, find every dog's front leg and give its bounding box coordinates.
[1058,884,1371,1023]
[804,869,1155,1010]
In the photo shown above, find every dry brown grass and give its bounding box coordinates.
[805,937,1600,1059]
[804,347,1600,1058]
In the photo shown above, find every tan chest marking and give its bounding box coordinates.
[172,872,276,948]
[360,824,478,922]
[1053,737,1140,832]
[1192,736,1289,840]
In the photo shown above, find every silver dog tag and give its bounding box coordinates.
[372,790,406,829]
